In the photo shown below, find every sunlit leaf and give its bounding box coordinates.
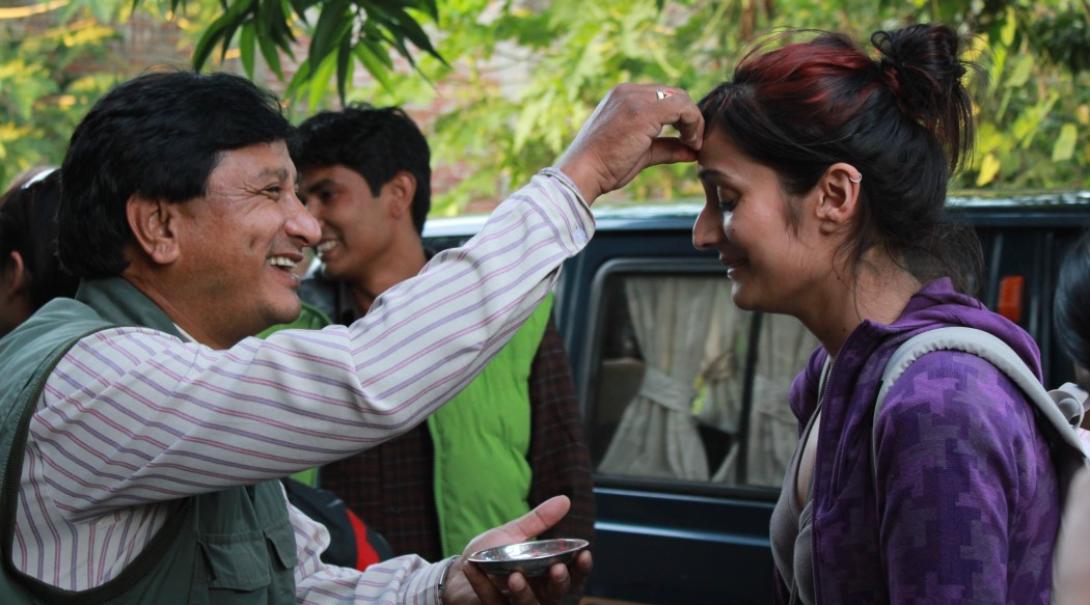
[976,153,1001,187]
[1006,54,1033,88]
[240,22,256,77]
[1052,123,1078,162]
[353,43,394,91]
[308,52,337,109]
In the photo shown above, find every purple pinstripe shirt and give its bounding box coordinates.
[14,170,594,604]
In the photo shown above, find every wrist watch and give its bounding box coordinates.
[436,556,458,604]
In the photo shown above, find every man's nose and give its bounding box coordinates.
[286,197,321,246]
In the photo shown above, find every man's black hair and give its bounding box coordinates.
[58,71,293,278]
[295,106,431,234]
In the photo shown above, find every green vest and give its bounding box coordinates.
[0,277,297,604]
[429,294,553,557]
[259,301,332,336]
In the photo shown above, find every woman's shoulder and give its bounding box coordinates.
[876,349,1040,443]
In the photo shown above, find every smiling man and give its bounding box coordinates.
[0,72,703,605]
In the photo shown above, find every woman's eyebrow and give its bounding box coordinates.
[697,168,738,185]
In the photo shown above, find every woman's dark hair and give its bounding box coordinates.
[1055,230,1090,370]
[294,106,432,235]
[0,169,79,308]
[698,24,983,293]
[59,71,294,278]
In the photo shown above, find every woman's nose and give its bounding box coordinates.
[692,206,724,251]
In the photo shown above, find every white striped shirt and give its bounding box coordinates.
[14,170,594,603]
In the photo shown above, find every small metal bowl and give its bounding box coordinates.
[467,538,589,577]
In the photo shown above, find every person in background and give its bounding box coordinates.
[1055,229,1090,396]
[0,167,78,337]
[265,106,594,565]
[1053,229,1090,605]
[692,24,1059,603]
[0,69,703,604]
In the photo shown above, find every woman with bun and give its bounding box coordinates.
[693,25,1059,603]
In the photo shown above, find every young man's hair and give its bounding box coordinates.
[295,106,431,234]
[59,71,293,278]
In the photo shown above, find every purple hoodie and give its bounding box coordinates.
[785,278,1060,604]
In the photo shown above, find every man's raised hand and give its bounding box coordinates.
[556,83,704,203]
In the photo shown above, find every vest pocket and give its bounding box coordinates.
[264,522,298,570]
[197,530,272,591]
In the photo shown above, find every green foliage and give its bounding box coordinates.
[3,0,1089,210]
[123,0,445,104]
[322,0,1090,212]
[0,11,119,189]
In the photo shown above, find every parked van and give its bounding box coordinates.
[422,191,1090,604]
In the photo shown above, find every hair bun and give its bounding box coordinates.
[871,24,972,170]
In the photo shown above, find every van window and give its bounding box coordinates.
[585,265,818,491]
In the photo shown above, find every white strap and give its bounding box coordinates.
[817,357,832,401]
[872,327,1090,487]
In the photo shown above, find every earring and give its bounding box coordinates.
[848,174,862,184]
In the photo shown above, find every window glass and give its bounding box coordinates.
[587,270,818,489]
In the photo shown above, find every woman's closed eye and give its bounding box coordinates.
[715,189,737,213]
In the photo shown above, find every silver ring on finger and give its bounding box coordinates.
[655,88,675,101]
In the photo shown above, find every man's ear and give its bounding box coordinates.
[814,162,863,235]
[126,195,181,266]
[383,172,418,222]
[1,250,27,299]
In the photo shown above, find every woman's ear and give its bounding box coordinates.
[126,195,181,266]
[814,162,863,234]
[1,250,27,299]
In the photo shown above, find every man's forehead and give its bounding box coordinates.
[212,142,296,182]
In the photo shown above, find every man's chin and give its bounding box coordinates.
[319,260,350,282]
[265,297,303,328]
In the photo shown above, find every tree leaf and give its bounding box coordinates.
[976,153,1001,186]
[310,0,350,65]
[308,52,338,109]
[256,21,284,78]
[192,16,230,71]
[284,57,312,100]
[1006,54,1033,88]
[1052,123,1078,162]
[336,35,352,104]
[264,0,295,49]
[353,43,394,91]
[240,22,256,77]
[289,0,313,23]
[192,0,256,71]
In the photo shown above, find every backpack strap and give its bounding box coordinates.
[872,326,1090,488]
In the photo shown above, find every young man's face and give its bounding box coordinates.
[171,141,319,344]
[299,165,396,282]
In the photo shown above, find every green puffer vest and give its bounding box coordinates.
[0,277,297,604]
[428,294,554,557]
